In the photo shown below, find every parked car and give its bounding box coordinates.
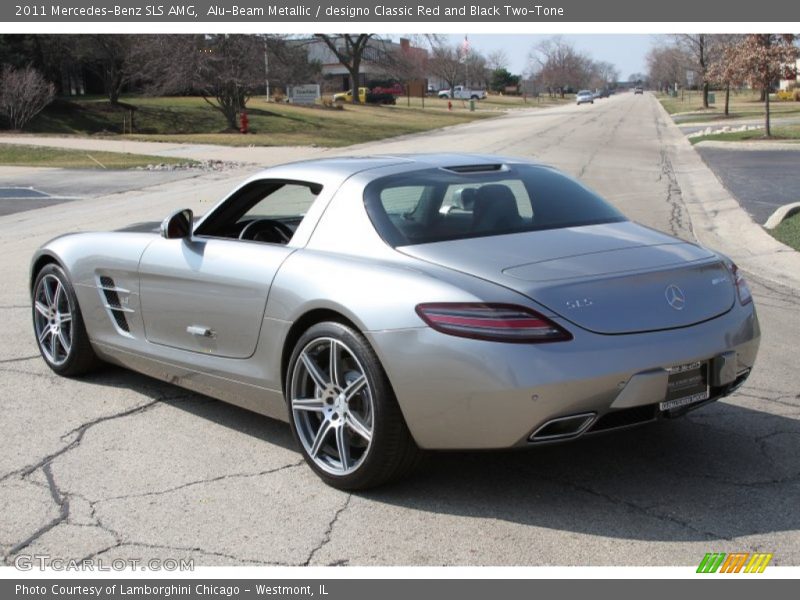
[576,90,595,105]
[332,87,368,103]
[332,87,395,105]
[31,154,759,490]
[438,86,487,100]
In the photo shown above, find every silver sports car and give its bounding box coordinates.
[31,154,760,489]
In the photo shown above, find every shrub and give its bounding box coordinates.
[0,65,56,130]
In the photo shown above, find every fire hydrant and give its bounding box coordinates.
[447,100,452,112]
[239,110,249,134]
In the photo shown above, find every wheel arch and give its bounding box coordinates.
[280,308,362,396]
[30,252,64,293]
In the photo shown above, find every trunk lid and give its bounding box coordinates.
[399,222,735,334]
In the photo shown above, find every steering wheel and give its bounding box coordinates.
[238,218,294,244]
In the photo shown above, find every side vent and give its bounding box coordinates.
[99,276,133,334]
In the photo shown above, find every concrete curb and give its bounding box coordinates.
[656,101,800,291]
[693,140,800,151]
[765,202,800,230]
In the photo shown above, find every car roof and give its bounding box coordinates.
[245,153,542,182]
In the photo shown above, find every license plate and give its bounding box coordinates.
[660,361,710,411]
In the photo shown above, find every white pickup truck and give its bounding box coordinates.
[438,86,487,100]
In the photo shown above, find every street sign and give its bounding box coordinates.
[289,84,320,105]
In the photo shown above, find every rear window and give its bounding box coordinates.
[363,165,626,247]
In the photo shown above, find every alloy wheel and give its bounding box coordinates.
[33,273,74,366]
[290,337,374,476]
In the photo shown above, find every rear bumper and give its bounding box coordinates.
[366,303,760,450]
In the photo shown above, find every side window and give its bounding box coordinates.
[242,183,318,220]
[194,179,322,243]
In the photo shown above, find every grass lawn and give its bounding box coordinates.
[770,212,800,251]
[658,90,800,122]
[690,124,800,144]
[25,95,517,148]
[0,143,193,169]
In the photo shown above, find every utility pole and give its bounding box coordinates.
[264,36,270,101]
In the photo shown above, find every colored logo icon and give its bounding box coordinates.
[697,552,773,573]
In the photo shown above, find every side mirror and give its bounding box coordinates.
[160,209,193,239]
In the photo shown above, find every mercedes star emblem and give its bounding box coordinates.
[665,284,686,310]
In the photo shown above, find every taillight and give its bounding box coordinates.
[730,262,753,305]
[415,303,572,343]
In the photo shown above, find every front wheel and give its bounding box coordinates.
[32,263,101,376]
[286,322,420,490]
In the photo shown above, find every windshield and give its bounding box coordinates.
[363,164,627,247]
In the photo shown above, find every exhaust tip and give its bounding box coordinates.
[529,412,596,442]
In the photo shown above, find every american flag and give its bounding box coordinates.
[460,36,471,59]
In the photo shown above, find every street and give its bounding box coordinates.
[1,92,798,566]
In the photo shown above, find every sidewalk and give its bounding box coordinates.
[657,103,800,290]
[0,134,328,165]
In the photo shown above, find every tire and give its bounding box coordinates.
[286,321,421,490]
[32,263,101,377]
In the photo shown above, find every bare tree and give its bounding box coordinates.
[528,37,595,97]
[142,35,267,130]
[486,49,510,72]
[463,50,488,89]
[315,34,373,104]
[0,65,55,130]
[646,44,691,91]
[594,61,620,88]
[675,35,713,107]
[71,35,140,105]
[429,44,463,96]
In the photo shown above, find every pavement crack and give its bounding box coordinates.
[92,460,305,504]
[303,494,352,566]
[0,397,168,486]
[7,463,69,556]
[544,475,727,542]
[86,542,290,566]
[0,355,39,364]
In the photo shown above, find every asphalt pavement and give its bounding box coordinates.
[1,93,798,567]
[0,168,205,217]
[695,148,800,224]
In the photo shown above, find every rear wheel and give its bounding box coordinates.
[32,264,101,376]
[286,322,420,490]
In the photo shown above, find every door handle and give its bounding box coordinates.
[187,325,216,339]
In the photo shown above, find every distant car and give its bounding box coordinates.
[634,87,644,95]
[576,90,594,105]
[371,83,404,96]
[438,86,487,100]
[332,87,396,105]
[598,89,610,98]
[333,87,368,103]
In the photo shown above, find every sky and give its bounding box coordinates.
[441,34,659,80]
